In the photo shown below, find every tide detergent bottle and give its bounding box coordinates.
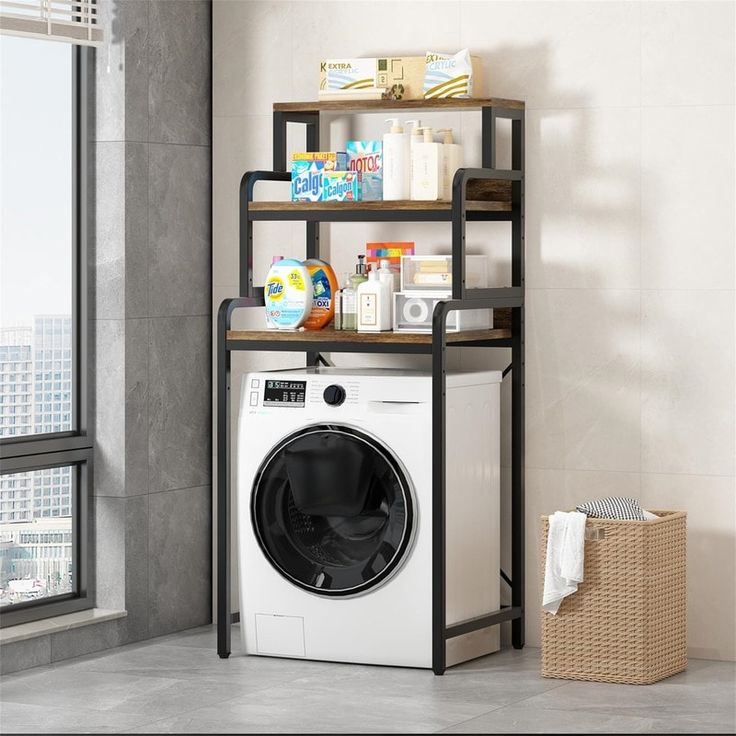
[303,259,339,330]
[264,258,313,330]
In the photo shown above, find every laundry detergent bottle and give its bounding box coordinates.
[264,258,312,330]
[303,258,338,330]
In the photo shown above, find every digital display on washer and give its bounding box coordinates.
[263,380,306,407]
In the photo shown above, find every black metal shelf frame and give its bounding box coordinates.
[217,104,525,676]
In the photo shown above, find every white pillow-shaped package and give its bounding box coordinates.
[424,49,474,99]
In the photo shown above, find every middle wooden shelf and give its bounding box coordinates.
[226,326,513,354]
[246,199,512,222]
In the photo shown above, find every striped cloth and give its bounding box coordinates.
[576,496,646,521]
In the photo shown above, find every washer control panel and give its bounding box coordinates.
[247,375,361,410]
[262,379,306,408]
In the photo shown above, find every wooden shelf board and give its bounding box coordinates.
[248,200,511,213]
[227,327,511,345]
[273,98,525,113]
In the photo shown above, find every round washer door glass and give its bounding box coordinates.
[252,425,414,596]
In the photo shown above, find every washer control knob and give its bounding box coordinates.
[323,384,346,406]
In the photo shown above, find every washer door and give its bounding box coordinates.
[251,424,414,597]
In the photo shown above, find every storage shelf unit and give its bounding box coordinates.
[217,97,525,676]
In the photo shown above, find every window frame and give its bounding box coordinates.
[0,45,93,627]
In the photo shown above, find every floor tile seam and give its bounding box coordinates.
[0,695,145,716]
[500,692,734,719]
[0,678,249,722]
[433,706,709,733]
[0,702,152,733]
[147,640,219,650]
[429,702,517,733]
[480,678,572,713]
[107,688,258,733]
[131,674,333,719]
[199,671,573,712]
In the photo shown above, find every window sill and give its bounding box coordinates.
[0,608,127,645]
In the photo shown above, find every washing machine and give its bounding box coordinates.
[237,367,502,669]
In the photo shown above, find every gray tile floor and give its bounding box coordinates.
[1,625,734,734]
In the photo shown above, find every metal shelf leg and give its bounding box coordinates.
[216,297,262,659]
[511,306,525,649]
[431,304,450,676]
[217,305,232,659]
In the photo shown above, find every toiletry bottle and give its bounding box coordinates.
[411,127,442,201]
[405,119,422,199]
[339,273,357,331]
[437,128,463,201]
[334,286,343,330]
[334,272,345,331]
[377,258,395,325]
[349,254,368,291]
[382,118,409,200]
[357,266,391,332]
[406,119,422,148]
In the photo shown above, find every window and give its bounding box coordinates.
[0,36,91,626]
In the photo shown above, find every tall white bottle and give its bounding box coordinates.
[377,258,395,325]
[411,127,442,201]
[405,119,422,200]
[357,267,391,332]
[405,119,422,148]
[438,128,463,201]
[382,118,409,200]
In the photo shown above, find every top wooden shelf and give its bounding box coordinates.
[273,97,525,113]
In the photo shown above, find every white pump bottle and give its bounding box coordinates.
[405,119,422,199]
[382,118,409,200]
[438,128,463,201]
[411,127,442,201]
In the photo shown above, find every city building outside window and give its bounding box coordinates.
[0,36,91,626]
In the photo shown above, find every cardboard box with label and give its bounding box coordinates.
[319,55,484,100]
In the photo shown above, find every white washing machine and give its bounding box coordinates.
[237,367,502,669]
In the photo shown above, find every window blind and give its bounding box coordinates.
[0,0,102,46]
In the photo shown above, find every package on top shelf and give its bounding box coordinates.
[423,49,476,99]
[320,58,378,92]
[319,55,484,100]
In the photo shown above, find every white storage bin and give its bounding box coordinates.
[393,291,492,333]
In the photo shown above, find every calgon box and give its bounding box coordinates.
[291,152,347,202]
[322,171,361,202]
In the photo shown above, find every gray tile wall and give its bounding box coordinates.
[93,0,212,644]
[1,0,212,676]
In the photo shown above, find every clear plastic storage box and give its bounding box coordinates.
[400,255,489,292]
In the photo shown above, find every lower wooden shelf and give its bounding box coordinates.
[227,327,511,346]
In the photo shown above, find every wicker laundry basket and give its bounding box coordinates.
[540,510,687,685]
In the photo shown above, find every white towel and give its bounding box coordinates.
[543,511,586,615]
